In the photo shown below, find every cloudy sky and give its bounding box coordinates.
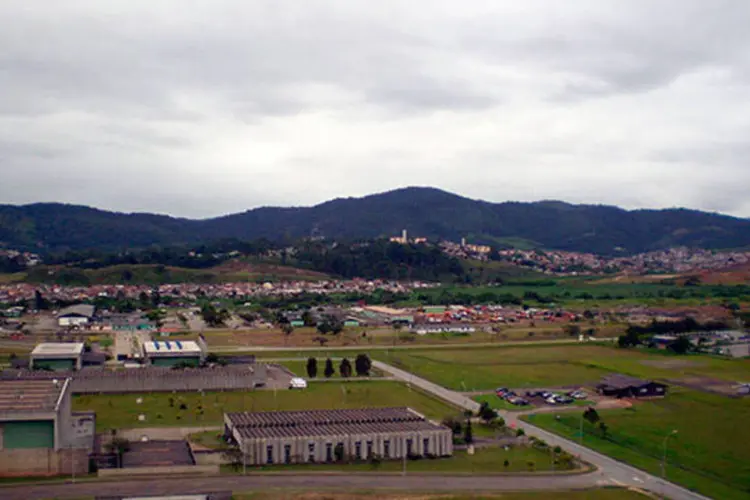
[2,1,750,218]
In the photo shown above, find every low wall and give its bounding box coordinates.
[0,448,89,477]
[0,364,268,394]
[98,464,218,477]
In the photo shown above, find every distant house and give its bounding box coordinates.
[411,324,476,336]
[57,304,95,327]
[597,374,667,398]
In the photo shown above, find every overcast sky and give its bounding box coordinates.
[2,1,750,219]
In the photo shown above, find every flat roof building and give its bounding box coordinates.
[142,340,205,367]
[31,343,84,371]
[0,378,90,476]
[225,407,452,465]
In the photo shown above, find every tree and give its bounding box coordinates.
[301,310,315,327]
[313,336,329,347]
[463,419,473,445]
[668,336,692,354]
[354,354,371,376]
[317,321,332,335]
[105,436,131,468]
[33,290,49,310]
[478,401,498,424]
[339,358,352,378]
[324,358,335,378]
[564,325,582,337]
[583,407,600,426]
[598,422,609,438]
[281,323,294,344]
[306,357,318,378]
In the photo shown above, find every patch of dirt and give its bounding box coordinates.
[640,359,704,369]
[214,259,330,279]
[692,262,750,285]
[670,376,740,396]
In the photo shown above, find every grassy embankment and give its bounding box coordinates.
[73,381,456,431]
[524,388,750,500]
[234,488,649,500]
[225,446,573,474]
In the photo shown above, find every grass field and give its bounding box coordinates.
[229,446,572,474]
[234,488,649,500]
[376,344,750,391]
[524,388,750,500]
[73,381,457,430]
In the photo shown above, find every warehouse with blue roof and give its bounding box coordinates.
[141,340,205,367]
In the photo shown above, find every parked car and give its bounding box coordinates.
[503,391,517,400]
[526,390,543,398]
[508,396,530,406]
[541,391,553,399]
[289,377,308,389]
[554,395,574,404]
[568,390,587,400]
[545,396,559,405]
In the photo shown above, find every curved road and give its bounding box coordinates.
[372,360,710,500]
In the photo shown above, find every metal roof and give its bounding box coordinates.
[235,419,446,440]
[31,342,85,357]
[226,407,420,429]
[142,340,202,356]
[0,378,69,413]
[57,304,95,318]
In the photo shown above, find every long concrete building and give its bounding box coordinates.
[225,407,452,465]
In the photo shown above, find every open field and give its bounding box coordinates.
[229,447,574,474]
[235,488,649,500]
[14,261,330,286]
[73,381,457,430]
[377,344,750,391]
[524,388,750,500]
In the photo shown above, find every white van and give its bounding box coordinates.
[289,377,308,389]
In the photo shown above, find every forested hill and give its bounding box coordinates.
[2,187,750,255]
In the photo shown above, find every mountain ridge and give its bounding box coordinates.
[2,187,749,255]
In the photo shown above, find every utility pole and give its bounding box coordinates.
[662,429,678,481]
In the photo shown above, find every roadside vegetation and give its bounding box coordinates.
[233,488,650,500]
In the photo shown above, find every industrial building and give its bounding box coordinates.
[0,378,90,476]
[142,340,206,367]
[31,343,85,371]
[57,304,96,327]
[225,407,452,465]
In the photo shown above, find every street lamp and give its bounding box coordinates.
[661,429,678,480]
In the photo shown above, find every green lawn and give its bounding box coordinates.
[227,446,573,474]
[278,359,383,378]
[524,388,750,500]
[374,344,750,391]
[235,488,648,500]
[73,381,457,431]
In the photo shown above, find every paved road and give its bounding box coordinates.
[373,360,710,500]
[213,338,616,353]
[0,473,617,500]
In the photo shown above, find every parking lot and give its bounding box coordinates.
[473,385,611,411]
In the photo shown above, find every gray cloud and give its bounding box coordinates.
[1,0,750,218]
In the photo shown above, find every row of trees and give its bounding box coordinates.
[305,354,372,378]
